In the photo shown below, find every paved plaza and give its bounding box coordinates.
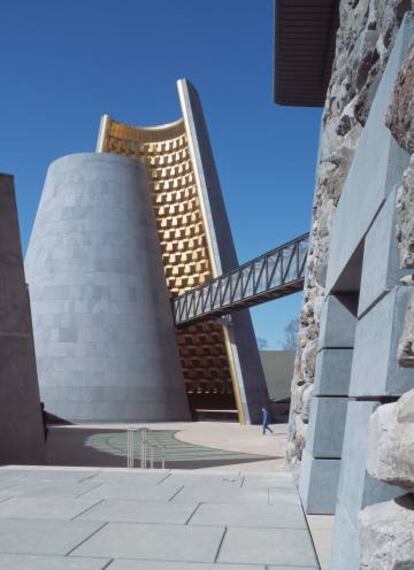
[0,422,332,568]
[0,466,318,569]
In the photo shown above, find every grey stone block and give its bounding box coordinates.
[298,449,341,514]
[8,480,101,499]
[79,482,181,502]
[306,397,348,458]
[242,473,296,489]
[318,295,357,349]
[25,153,190,422]
[326,16,414,293]
[188,501,306,529]
[89,471,167,485]
[329,502,361,570]
[79,499,197,524]
[71,522,225,562]
[359,189,412,316]
[0,496,101,520]
[268,487,303,506]
[331,400,403,570]
[217,527,318,566]
[0,555,110,569]
[107,562,266,570]
[0,519,103,555]
[171,486,267,504]
[349,287,414,397]
[314,349,353,396]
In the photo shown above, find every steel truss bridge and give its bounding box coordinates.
[173,233,309,327]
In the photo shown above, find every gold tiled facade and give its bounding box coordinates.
[99,117,235,406]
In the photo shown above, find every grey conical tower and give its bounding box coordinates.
[25,153,190,422]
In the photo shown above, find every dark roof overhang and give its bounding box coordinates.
[273,0,340,107]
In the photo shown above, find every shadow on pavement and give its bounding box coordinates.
[46,427,278,469]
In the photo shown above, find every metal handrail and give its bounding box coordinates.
[126,428,166,470]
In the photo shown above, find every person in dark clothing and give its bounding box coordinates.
[261,406,273,435]
[40,402,49,441]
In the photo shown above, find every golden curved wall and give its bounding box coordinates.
[98,116,235,407]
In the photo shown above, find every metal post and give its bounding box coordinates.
[140,428,148,469]
[158,444,166,469]
[150,446,154,469]
[127,427,135,469]
[127,429,130,469]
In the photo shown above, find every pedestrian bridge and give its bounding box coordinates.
[173,233,309,327]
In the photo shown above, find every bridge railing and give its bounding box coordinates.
[173,233,309,326]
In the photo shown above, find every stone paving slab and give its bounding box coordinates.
[0,467,319,568]
[269,487,303,506]
[242,473,296,489]
[81,482,182,502]
[4,481,102,499]
[0,469,99,483]
[188,502,306,529]
[0,519,104,555]
[79,499,198,524]
[106,561,265,569]
[218,527,318,567]
[171,486,267,504]
[0,554,110,569]
[89,471,169,485]
[165,473,243,487]
[0,496,102,520]
[72,522,225,562]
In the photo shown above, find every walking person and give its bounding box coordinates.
[261,405,273,435]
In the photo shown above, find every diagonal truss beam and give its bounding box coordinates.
[173,233,309,327]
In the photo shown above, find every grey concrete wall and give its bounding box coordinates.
[0,174,45,465]
[359,188,411,316]
[25,153,190,422]
[259,350,295,402]
[178,79,268,424]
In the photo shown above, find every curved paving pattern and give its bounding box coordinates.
[48,428,274,469]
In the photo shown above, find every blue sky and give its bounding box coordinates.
[1,0,322,348]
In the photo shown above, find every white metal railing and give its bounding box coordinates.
[126,427,166,470]
[173,233,309,326]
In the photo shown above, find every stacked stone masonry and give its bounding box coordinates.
[290,2,414,569]
[288,0,414,462]
[358,14,414,569]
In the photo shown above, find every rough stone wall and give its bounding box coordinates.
[288,0,414,462]
[359,33,414,570]
[360,392,414,569]
[387,39,414,366]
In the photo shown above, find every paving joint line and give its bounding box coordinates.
[297,496,322,570]
[168,484,184,502]
[70,498,106,521]
[64,521,109,557]
[101,559,114,569]
[75,483,104,499]
[184,501,202,525]
[213,526,227,563]
[79,471,102,483]
[157,472,172,485]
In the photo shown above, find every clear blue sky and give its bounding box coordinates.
[1,0,321,348]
